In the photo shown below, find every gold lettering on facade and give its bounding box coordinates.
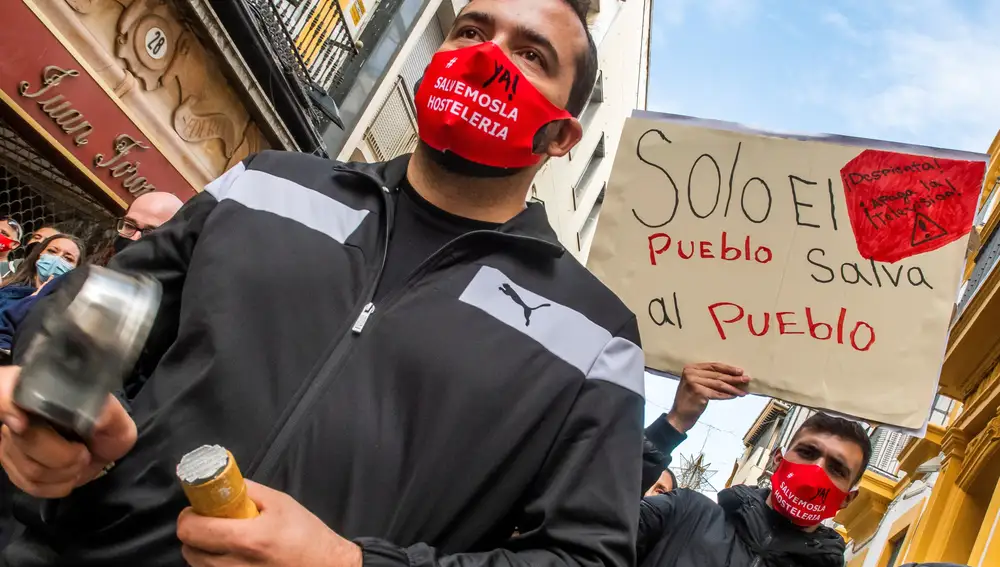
[18,66,93,146]
[94,134,156,196]
[20,65,161,197]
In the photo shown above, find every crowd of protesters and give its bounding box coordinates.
[0,0,966,566]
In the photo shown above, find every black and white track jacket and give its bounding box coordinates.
[7,151,646,567]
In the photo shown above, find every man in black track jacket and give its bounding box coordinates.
[0,1,646,566]
[636,413,872,567]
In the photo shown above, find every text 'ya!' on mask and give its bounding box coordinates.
[414,42,571,177]
[769,457,849,527]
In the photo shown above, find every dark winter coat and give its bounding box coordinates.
[7,151,646,567]
[638,485,845,567]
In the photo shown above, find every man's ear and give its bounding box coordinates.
[537,118,583,159]
[769,448,784,471]
[840,489,859,510]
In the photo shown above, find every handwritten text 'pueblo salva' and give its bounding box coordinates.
[632,129,954,352]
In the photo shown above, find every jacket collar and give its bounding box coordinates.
[718,485,846,567]
[335,155,564,258]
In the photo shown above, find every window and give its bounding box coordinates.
[884,531,907,567]
[578,183,606,250]
[869,427,906,475]
[527,184,545,206]
[580,72,605,126]
[572,134,606,209]
[974,178,1000,227]
[570,72,605,160]
[929,394,955,427]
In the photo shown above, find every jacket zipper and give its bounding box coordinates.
[353,228,555,334]
[251,192,554,479]
[249,184,395,479]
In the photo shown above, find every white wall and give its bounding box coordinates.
[531,0,651,261]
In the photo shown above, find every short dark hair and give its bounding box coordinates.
[664,468,677,490]
[558,0,600,117]
[791,413,872,484]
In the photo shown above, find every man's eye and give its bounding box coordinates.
[459,28,481,40]
[521,50,543,66]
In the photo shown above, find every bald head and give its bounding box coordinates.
[129,192,182,226]
[121,192,183,240]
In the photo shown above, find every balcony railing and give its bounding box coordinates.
[274,0,359,96]
[242,0,403,133]
[956,211,1000,318]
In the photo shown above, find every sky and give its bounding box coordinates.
[640,0,1000,495]
[645,0,1000,154]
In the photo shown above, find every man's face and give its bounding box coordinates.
[782,431,864,494]
[644,470,674,496]
[120,197,175,241]
[28,227,59,246]
[442,0,586,117]
[0,220,20,252]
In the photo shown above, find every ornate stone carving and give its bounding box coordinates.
[226,123,265,171]
[114,0,179,90]
[941,428,968,463]
[55,0,268,179]
[956,410,1000,491]
[164,33,249,159]
[65,0,102,14]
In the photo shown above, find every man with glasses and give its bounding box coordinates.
[113,191,184,253]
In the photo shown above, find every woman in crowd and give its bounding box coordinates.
[0,234,85,312]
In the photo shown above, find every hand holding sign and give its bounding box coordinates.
[667,362,750,433]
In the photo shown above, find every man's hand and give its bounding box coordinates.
[667,362,750,433]
[177,481,363,567]
[0,365,136,498]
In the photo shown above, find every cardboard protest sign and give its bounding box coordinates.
[588,112,988,428]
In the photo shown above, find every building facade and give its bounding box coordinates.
[892,128,1000,567]
[726,399,789,489]
[0,0,304,254]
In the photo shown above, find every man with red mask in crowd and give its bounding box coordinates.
[0,1,646,567]
[636,412,872,567]
[0,217,24,281]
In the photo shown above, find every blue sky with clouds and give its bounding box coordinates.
[645,0,1000,153]
[640,0,1000,495]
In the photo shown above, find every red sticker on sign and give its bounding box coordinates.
[840,149,986,263]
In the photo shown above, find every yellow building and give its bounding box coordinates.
[837,130,1000,567]
[901,129,1000,566]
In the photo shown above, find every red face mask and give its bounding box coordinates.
[0,234,17,254]
[769,457,849,527]
[414,42,572,170]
